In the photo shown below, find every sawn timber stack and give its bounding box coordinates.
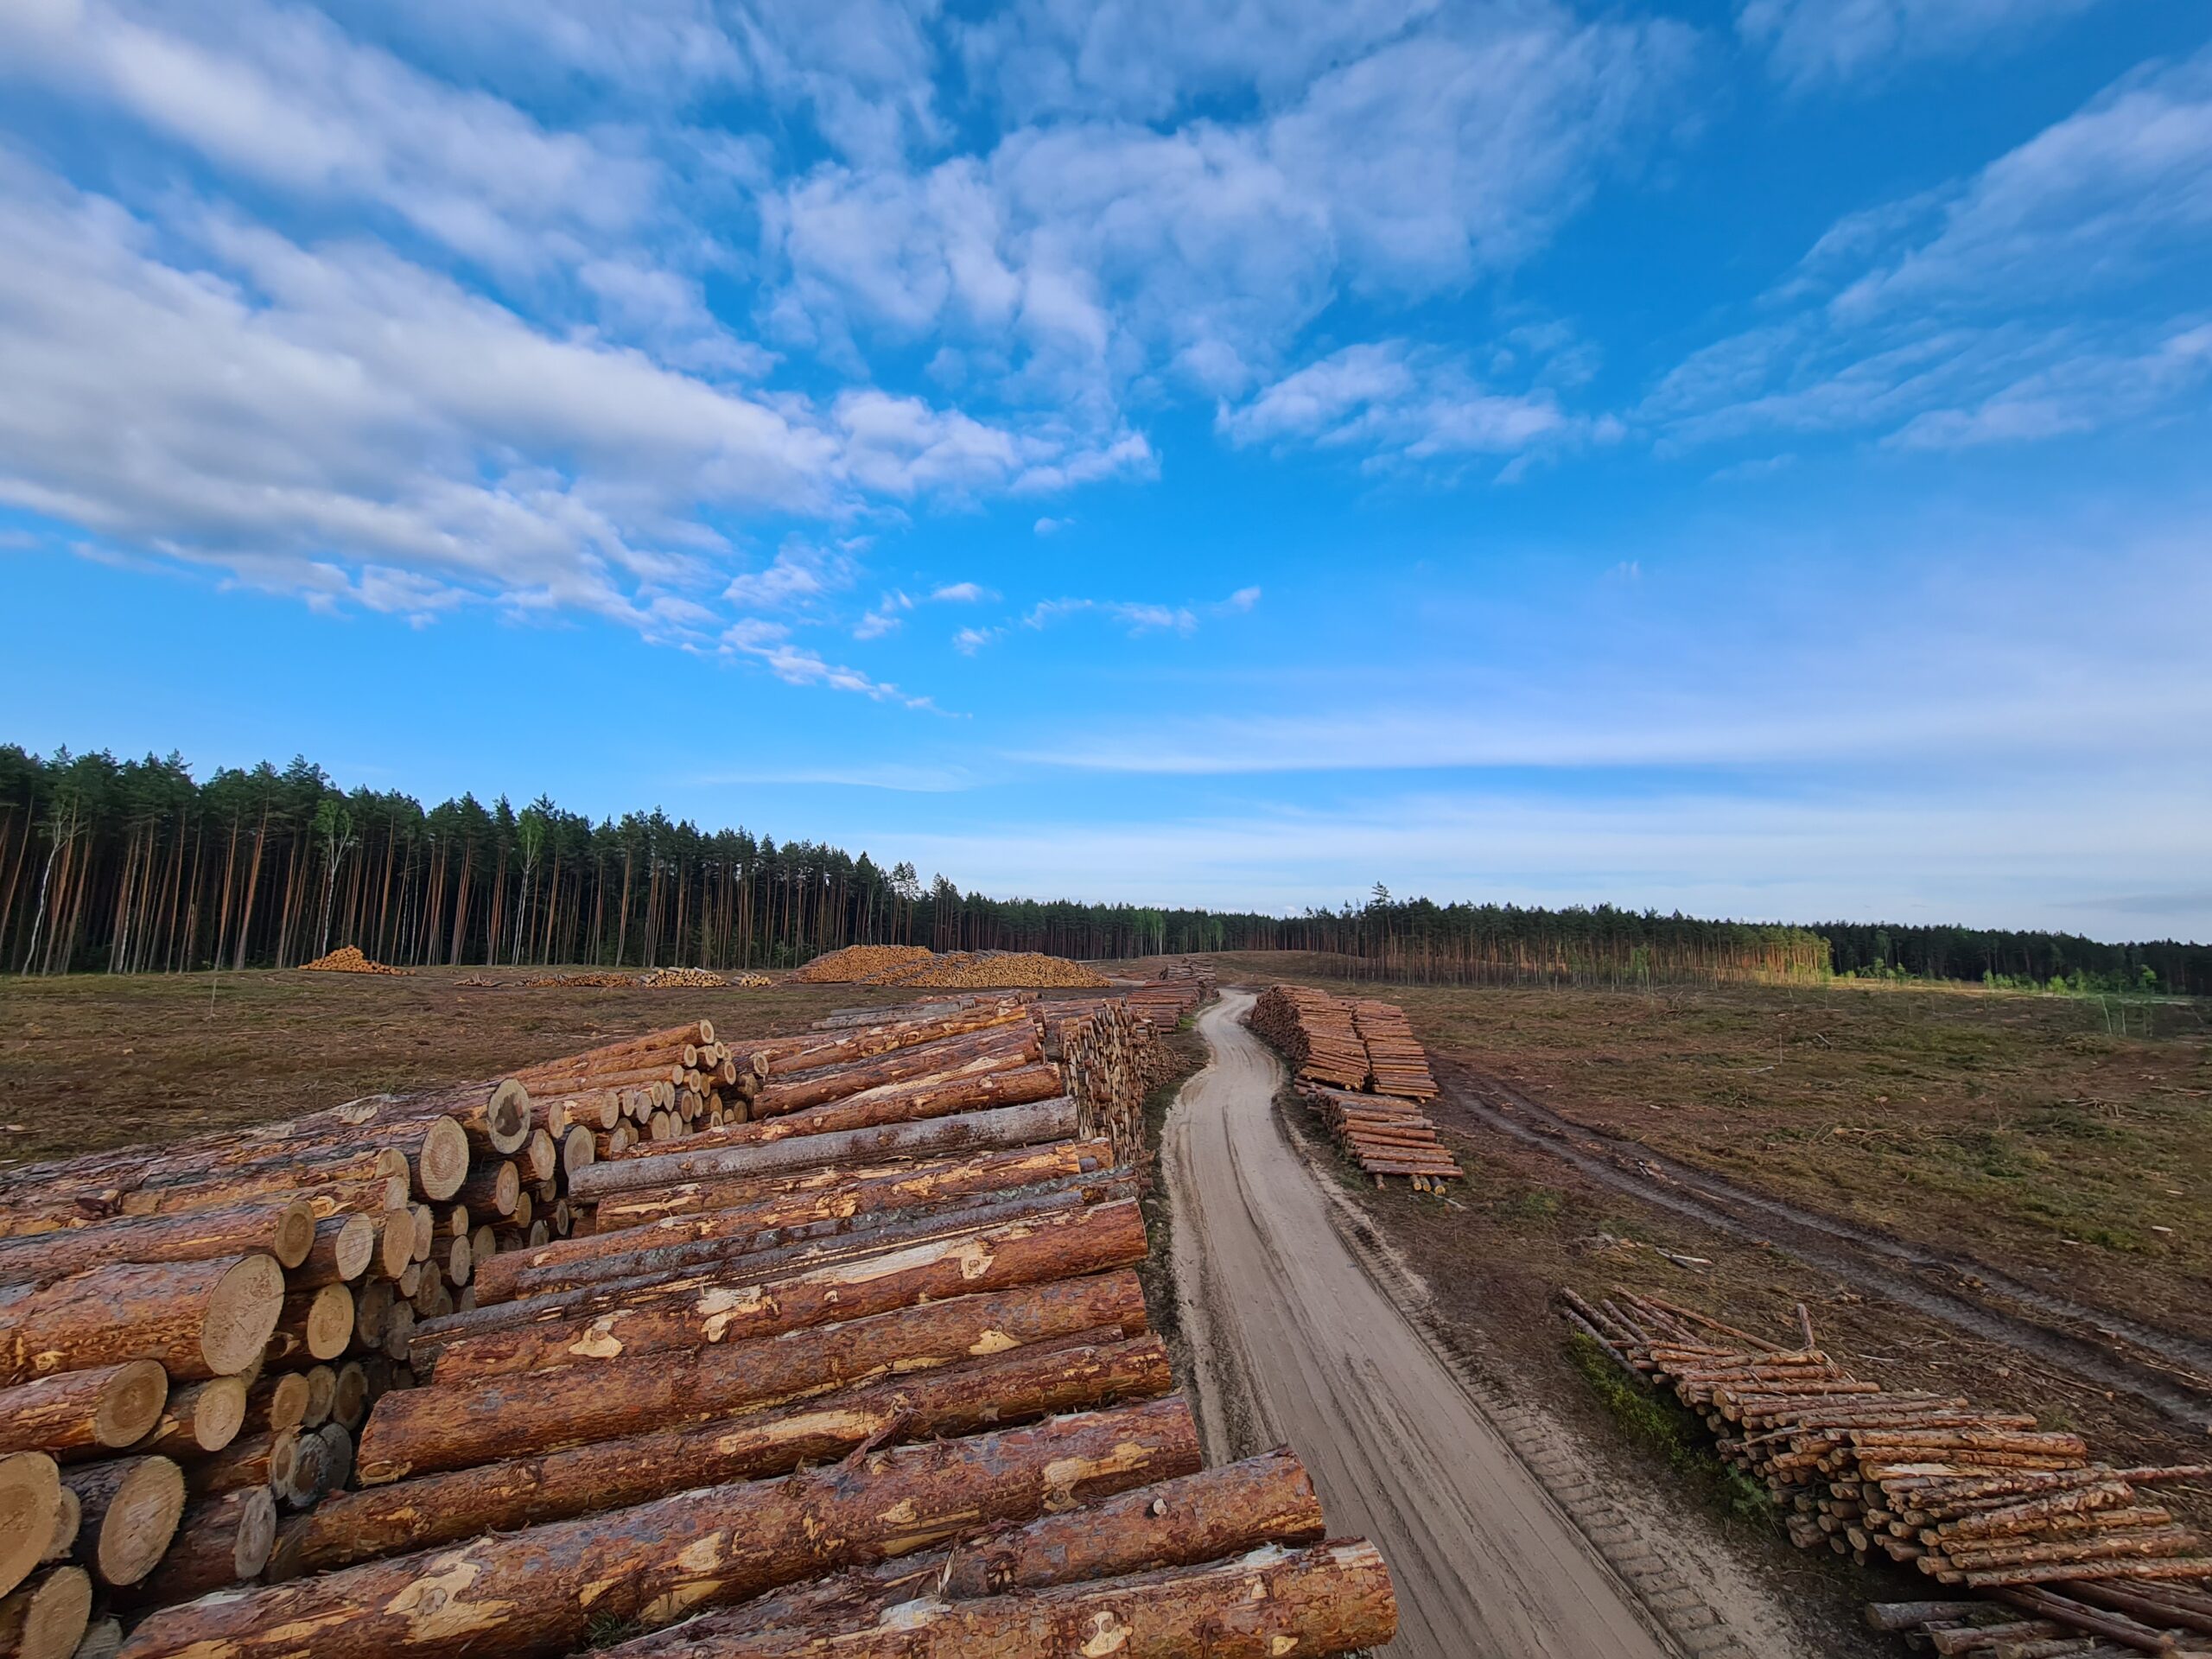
[3,984,1401,1658]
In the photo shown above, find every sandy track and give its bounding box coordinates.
[1162,992,1675,1659]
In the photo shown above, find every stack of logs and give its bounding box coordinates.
[1298,1085,1463,1190]
[0,1067,553,1659]
[1248,987,1457,1188]
[0,993,1397,1658]
[1247,986,1368,1090]
[1351,1001,1437,1100]
[1562,1288,2212,1656]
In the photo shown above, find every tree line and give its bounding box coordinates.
[1,746,2204,994]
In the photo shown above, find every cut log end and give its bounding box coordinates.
[0,1453,64,1600]
[415,1118,471,1203]
[201,1255,288,1377]
[487,1079,533,1155]
[79,1458,185,1588]
[99,1363,170,1452]
[0,1565,91,1659]
[332,1214,378,1282]
[271,1200,317,1269]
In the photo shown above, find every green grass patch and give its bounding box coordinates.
[1566,1335,1776,1529]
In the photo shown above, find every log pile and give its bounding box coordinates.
[1248,985,1368,1090]
[1299,1084,1462,1190]
[791,944,934,983]
[2,999,1394,1659]
[1248,987,1454,1187]
[1351,1001,1437,1101]
[1562,1289,2212,1656]
[297,947,410,976]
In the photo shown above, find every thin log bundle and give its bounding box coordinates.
[1565,1288,2212,1656]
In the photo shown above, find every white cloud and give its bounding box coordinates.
[1033,516,1070,536]
[852,588,913,639]
[764,4,1691,434]
[0,0,658,270]
[722,537,857,608]
[719,616,931,706]
[1219,340,1586,464]
[929,581,995,602]
[951,625,1001,654]
[1024,597,1200,635]
[1739,0,2103,89]
[1224,585,1262,611]
[0,156,1144,651]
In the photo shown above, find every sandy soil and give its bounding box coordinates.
[1162,990,1678,1659]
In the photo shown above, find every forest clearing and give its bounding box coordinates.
[3,949,2209,1656]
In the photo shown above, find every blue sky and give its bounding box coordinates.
[1,0,2208,937]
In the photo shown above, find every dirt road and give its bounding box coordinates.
[1162,991,1676,1659]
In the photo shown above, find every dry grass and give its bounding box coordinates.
[0,966,925,1166]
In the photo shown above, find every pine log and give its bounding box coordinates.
[119,1398,1200,1659]
[455,1160,519,1219]
[569,1096,1080,1200]
[753,1004,1033,1080]
[0,1566,90,1659]
[494,1164,1127,1304]
[607,1448,1326,1656]
[0,1457,64,1600]
[132,1377,247,1459]
[73,1616,121,1659]
[752,1024,1040,1117]
[415,1198,1146,1383]
[0,1200,314,1287]
[518,1135,1106,1262]
[656,1063,1066,1160]
[115,1488,276,1611]
[357,1269,1148,1481]
[298,1368,337,1431]
[634,1540,1396,1659]
[182,1430,297,1501]
[0,1256,284,1387]
[59,1459,181,1589]
[291,1214,378,1290]
[264,1284,355,1368]
[479,1178,1126,1306]
[0,1367,167,1462]
[275,1335,1172,1576]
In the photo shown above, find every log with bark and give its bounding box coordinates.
[626,1539,1398,1659]
[356,1269,1148,1481]
[119,1398,1201,1659]
[275,1334,1173,1576]
[132,1376,247,1459]
[0,1455,66,1599]
[0,1565,90,1659]
[0,1198,315,1286]
[60,1458,182,1589]
[567,1096,1081,1201]
[0,1366,168,1463]
[603,1448,1327,1656]
[563,1136,1110,1247]
[413,1198,1147,1383]
[0,1255,285,1386]
[115,1487,276,1610]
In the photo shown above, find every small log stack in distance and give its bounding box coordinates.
[1247,985,1458,1188]
[1564,1288,2212,1657]
[3,976,1399,1659]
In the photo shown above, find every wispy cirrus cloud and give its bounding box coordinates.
[1643,46,2212,454]
[1738,0,2105,90]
